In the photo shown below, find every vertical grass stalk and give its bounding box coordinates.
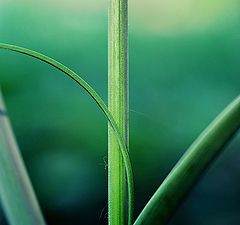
[0,91,46,225]
[108,0,129,224]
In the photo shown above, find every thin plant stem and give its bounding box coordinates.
[108,0,130,225]
[0,91,46,225]
[134,95,240,225]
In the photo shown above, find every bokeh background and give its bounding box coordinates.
[0,0,240,224]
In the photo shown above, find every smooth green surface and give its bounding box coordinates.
[0,92,46,225]
[134,95,240,225]
[108,0,130,225]
[0,43,134,225]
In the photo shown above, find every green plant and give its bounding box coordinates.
[0,1,239,225]
[108,0,130,225]
[0,91,46,225]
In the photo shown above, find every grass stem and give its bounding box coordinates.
[108,0,130,224]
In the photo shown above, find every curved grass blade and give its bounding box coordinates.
[134,95,240,225]
[0,91,46,225]
[0,43,134,225]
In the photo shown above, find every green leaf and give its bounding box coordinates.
[0,43,134,225]
[134,95,240,225]
[0,91,46,225]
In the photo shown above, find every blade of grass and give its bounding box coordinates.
[0,43,134,225]
[134,95,240,225]
[0,91,46,225]
[108,0,129,225]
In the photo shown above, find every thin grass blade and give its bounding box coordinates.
[0,91,46,225]
[0,43,134,224]
[134,95,240,225]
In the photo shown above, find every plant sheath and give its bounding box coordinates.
[108,0,130,225]
[134,95,240,225]
[0,91,46,225]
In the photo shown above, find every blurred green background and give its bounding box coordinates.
[0,0,240,224]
